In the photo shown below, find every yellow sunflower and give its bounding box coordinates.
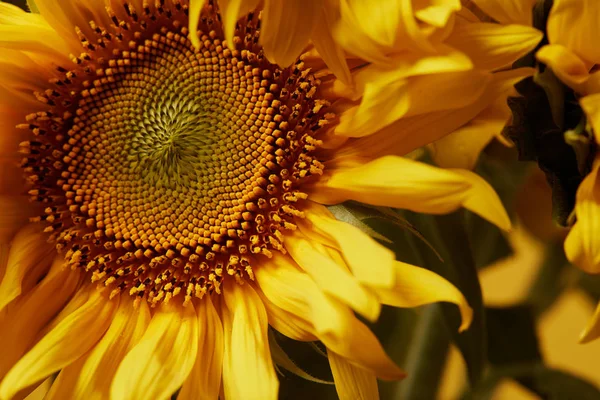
[0,1,511,399]
[534,0,600,344]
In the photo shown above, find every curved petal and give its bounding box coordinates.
[0,259,80,380]
[580,302,600,344]
[0,223,55,310]
[178,296,224,400]
[472,0,536,25]
[564,162,600,274]
[0,196,39,245]
[312,0,352,86]
[46,297,151,400]
[110,302,199,400]
[310,155,511,231]
[255,255,404,380]
[285,233,381,322]
[188,0,207,49]
[580,93,600,145]
[446,22,543,71]
[222,282,278,400]
[328,350,379,400]
[536,44,600,95]
[377,261,473,331]
[0,288,117,400]
[302,201,395,288]
[335,49,477,137]
[258,288,318,341]
[260,0,320,67]
[547,0,600,64]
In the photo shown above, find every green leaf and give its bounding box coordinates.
[522,366,600,399]
[402,211,487,387]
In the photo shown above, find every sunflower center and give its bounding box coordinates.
[19,1,331,305]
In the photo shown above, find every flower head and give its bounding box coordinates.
[0,1,510,399]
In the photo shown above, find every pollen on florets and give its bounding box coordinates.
[18,0,334,305]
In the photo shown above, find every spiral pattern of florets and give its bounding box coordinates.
[18,0,333,304]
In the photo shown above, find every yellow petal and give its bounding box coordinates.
[256,256,404,380]
[0,223,55,310]
[564,162,600,274]
[0,259,80,380]
[111,302,199,400]
[536,44,600,95]
[178,296,224,400]
[258,286,318,341]
[414,0,461,28]
[446,22,543,71]
[45,296,151,400]
[472,0,536,25]
[219,0,260,50]
[311,155,511,231]
[377,261,473,331]
[188,0,207,49]
[0,2,73,58]
[260,0,320,67]
[335,49,478,137]
[547,0,600,64]
[312,1,352,86]
[580,93,600,144]
[222,282,279,400]
[328,350,379,400]
[0,288,117,400]
[302,202,396,288]
[0,244,8,288]
[580,302,600,344]
[330,67,533,159]
[429,96,512,169]
[285,233,381,322]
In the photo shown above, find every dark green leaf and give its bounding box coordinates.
[526,242,570,317]
[486,306,542,367]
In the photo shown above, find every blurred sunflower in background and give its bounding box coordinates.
[532,0,600,343]
[0,0,527,399]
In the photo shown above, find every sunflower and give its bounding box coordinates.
[533,0,600,344]
[329,0,543,170]
[0,1,511,399]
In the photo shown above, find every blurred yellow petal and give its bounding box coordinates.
[580,302,600,344]
[178,296,224,400]
[219,0,260,49]
[446,22,543,71]
[259,289,318,341]
[335,50,478,137]
[580,93,600,144]
[328,350,379,400]
[260,0,320,67]
[111,302,199,400]
[312,0,352,86]
[46,297,151,400]
[285,233,381,322]
[564,162,600,274]
[0,288,117,400]
[303,202,395,289]
[311,155,511,231]
[222,282,278,400]
[377,261,473,331]
[0,223,54,310]
[0,259,80,380]
[547,0,600,64]
[472,0,536,25]
[188,0,207,49]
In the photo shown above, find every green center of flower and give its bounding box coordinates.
[19,1,331,305]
